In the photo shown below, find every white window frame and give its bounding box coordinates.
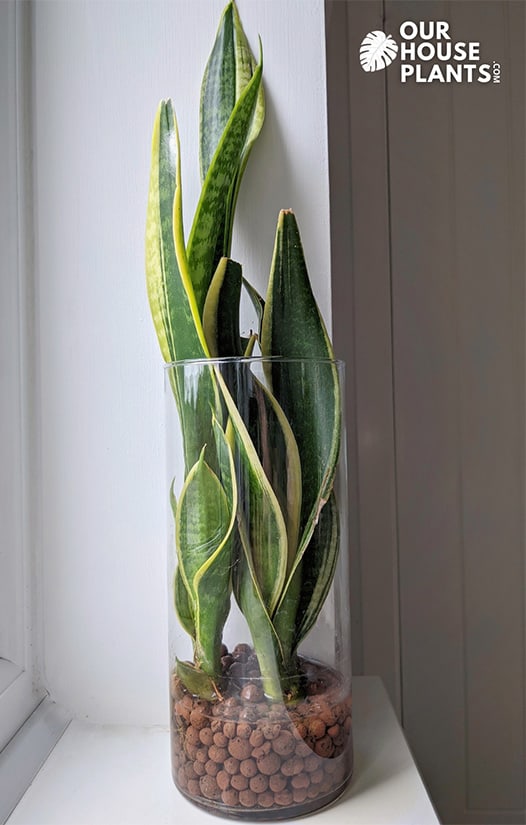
[0,0,44,752]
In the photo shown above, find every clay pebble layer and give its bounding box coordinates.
[170,649,353,814]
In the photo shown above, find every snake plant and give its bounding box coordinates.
[146,1,341,702]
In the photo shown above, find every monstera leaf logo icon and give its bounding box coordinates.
[360,31,398,72]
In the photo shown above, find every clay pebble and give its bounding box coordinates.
[171,651,353,814]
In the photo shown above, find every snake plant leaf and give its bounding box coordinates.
[146,99,209,362]
[233,532,284,701]
[174,567,195,639]
[261,210,341,573]
[193,426,236,675]
[214,369,287,616]
[166,362,222,477]
[242,278,265,340]
[243,332,257,358]
[171,482,196,639]
[199,2,236,183]
[247,376,302,572]
[200,0,263,182]
[188,54,263,316]
[210,417,286,698]
[199,2,265,266]
[223,3,266,255]
[176,659,221,701]
[274,491,340,657]
[203,258,244,357]
[176,447,234,675]
[240,280,264,352]
[147,101,222,471]
[212,414,236,507]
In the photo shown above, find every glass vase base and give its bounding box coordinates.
[176,773,353,820]
[171,653,353,819]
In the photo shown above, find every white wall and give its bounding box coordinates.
[32,0,331,725]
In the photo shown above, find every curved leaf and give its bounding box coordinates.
[274,491,340,655]
[247,375,302,572]
[203,257,244,357]
[214,369,287,616]
[176,659,221,701]
[242,278,265,340]
[145,100,208,362]
[171,482,196,639]
[174,567,195,639]
[233,530,284,701]
[176,448,234,675]
[146,101,220,471]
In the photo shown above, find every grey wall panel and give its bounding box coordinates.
[385,7,468,822]
[448,2,525,814]
[326,0,365,684]
[385,1,525,820]
[328,0,402,715]
[389,1,525,820]
[327,1,525,822]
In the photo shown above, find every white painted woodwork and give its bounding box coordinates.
[5,678,439,825]
[0,698,71,825]
[0,0,24,678]
[0,1,43,752]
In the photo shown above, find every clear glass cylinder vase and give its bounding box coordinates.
[165,357,352,819]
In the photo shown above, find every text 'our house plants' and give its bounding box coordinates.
[145,2,353,818]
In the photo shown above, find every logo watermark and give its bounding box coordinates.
[360,31,398,72]
[360,20,501,83]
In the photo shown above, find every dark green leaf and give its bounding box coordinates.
[198,2,265,269]
[242,278,265,339]
[233,531,284,701]
[214,369,288,615]
[203,258,244,357]
[188,55,263,315]
[246,375,302,573]
[261,210,341,570]
[199,3,236,182]
[274,492,340,656]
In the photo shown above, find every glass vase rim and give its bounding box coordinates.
[164,355,344,370]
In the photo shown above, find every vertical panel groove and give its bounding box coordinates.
[328,0,402,713]
[502,16,526,804]
[444,3,470,812]
[326,0,365,677]
[441,5,471,814]
[503,1,526,814]
[383,0,404,726]
[342,0,365,681]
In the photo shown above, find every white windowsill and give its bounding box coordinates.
[0,662,23,697]
[4,677,439,825]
